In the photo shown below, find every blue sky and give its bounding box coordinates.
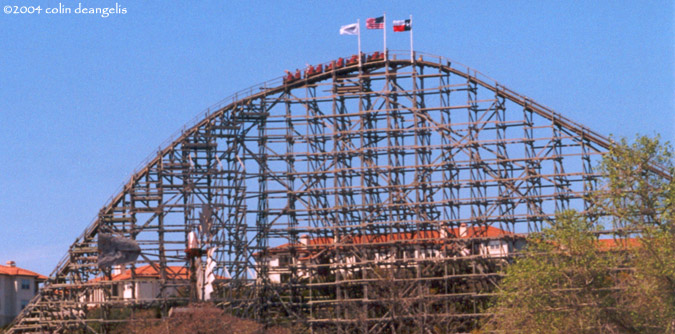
[1,1,673,276]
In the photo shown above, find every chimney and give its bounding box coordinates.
[459,223,467,237]
[112,265,125,276]
[187,231,200,250]
[299,234,309,246]
[6,261,15,267]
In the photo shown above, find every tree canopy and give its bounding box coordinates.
[484,136,675,333]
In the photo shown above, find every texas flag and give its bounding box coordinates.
[393,19,411,32]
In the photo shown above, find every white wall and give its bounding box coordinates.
[0,275,41,327]
[0,276,12,326]
[479,240,509,258]
[85,280,184,305]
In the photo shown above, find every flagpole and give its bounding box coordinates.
[358,19,362,69]
[409,14,414,62]
[383,13,387,59]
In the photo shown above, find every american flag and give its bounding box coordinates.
[366,16,384,29]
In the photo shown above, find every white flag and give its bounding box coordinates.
[340,23,359,35]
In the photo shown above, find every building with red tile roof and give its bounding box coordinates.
[254,224,526,284]
[82,262,227,305]
[83,265,191,305]
[0,261,47,326]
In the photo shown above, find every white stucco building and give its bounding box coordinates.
[255,224,525,284]
[0,261,47,326]
[83,265,189,305]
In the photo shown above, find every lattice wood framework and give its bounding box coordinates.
[10,51,615,333]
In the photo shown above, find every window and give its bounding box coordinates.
[21,279,30,290]
[278,255,291,266]
[20,299,29,310]
[280,273,291,283]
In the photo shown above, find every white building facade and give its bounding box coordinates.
[256,225,525,284]
[83,265,189,306]
[0,261,46,326]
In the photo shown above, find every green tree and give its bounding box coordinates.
[484,211,622,333]
[594,135,674,228]
[595,136,675,331]
[484,136,675,333]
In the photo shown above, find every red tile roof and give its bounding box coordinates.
[597,238,641,251]
[0,265,47,280]
[257,225,515,256]
[308,237,334,245]
[113,265,188,280]
[90,265,189,282]
[448,225,513,238]
[346,226,513,245]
